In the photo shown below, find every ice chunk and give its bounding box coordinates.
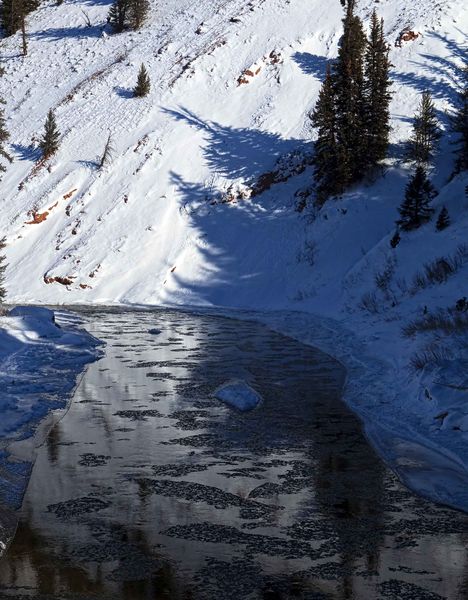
[214,380,262,412]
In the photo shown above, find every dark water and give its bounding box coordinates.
[0,309,467,600]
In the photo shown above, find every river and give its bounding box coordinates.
[0,308,467,599]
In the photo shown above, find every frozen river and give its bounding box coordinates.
[0,309,467,599]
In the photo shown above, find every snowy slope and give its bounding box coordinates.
[1,0,468,508]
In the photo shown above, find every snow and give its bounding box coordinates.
[0,0,467,509]
[0,306,101,552]
[214,380,263,411]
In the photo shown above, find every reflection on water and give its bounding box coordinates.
[0,309,467,599]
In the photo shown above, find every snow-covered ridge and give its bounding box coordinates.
[0,0,468,510]
[0,306,101,553]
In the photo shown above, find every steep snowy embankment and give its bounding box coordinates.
[1,0,468,508]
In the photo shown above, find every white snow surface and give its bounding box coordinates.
[215,379,263,411]
[1,0,468,509]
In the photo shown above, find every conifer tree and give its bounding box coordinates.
[311,65,340,202]
[0,237,7,306]
[435,206,450,231]
[0,98,13,178]
[133,63,151,97]
[99,132,114,169]
[407,91,441,164]
[332,1,367,184]
[128,0,148,30]
[451,64,468,172]
[397,166,436,231]
[363,10,391,170]
[1,0,38,36]
[39,109,60,159]
[108,0,128,33]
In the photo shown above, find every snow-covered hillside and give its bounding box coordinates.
[1,0,468,508]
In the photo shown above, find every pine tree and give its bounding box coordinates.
[128,0,149,30]
[0,98,13,178]
[20,2,27,56]
[397,166,436,231]
[311,65,341,203]
[108,0,128,33]
[99,132,114,169]
[363,10,392,170]
[407,91,441,164]
[332,1,368,184]
[1,0,38,36]
[39,109,60,159]
[435,206,450,231]
[0,237,7,306]
[451,64,468,173]
[133,63,151,97]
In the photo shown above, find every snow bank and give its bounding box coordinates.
[0,307,102,555]
[214,380,263,411]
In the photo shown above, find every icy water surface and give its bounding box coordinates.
[0,309,467,599]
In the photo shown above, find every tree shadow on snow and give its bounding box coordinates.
[30,25,105,41]
[292,52,330,79]
[11,143,41,162]
[114,86,134,99]
[392,32,467,103]
[162,106,302,181]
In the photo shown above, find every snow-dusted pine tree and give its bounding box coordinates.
[397,166,436,230]
[407,91,441,164]
[40,110,60,160]
[134,64,151,97]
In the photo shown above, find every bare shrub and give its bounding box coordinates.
[297,240,317,266]
[359,291,379,314]
[403,309,468,337]
[409,346,451,372]
[375,258,396,296]
[410,244,468,294]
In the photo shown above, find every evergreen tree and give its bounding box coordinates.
[407,91,441,164]
[435,206,450,231]
[0,98,13,178]
[20,1,27,56]
[397,166,436,231]
[311,65,343,202]
[133,63,151,97]
[0,237,7,306]
[1,0,38,36]
[39,109,60,159]
[451,64,468,172]
[99,132,114,169]
[108,0,128,33]
[332,1,368,184]
[363,10,392,170]
[128,0,148,30]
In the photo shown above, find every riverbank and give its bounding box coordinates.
[0,306,102,554]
